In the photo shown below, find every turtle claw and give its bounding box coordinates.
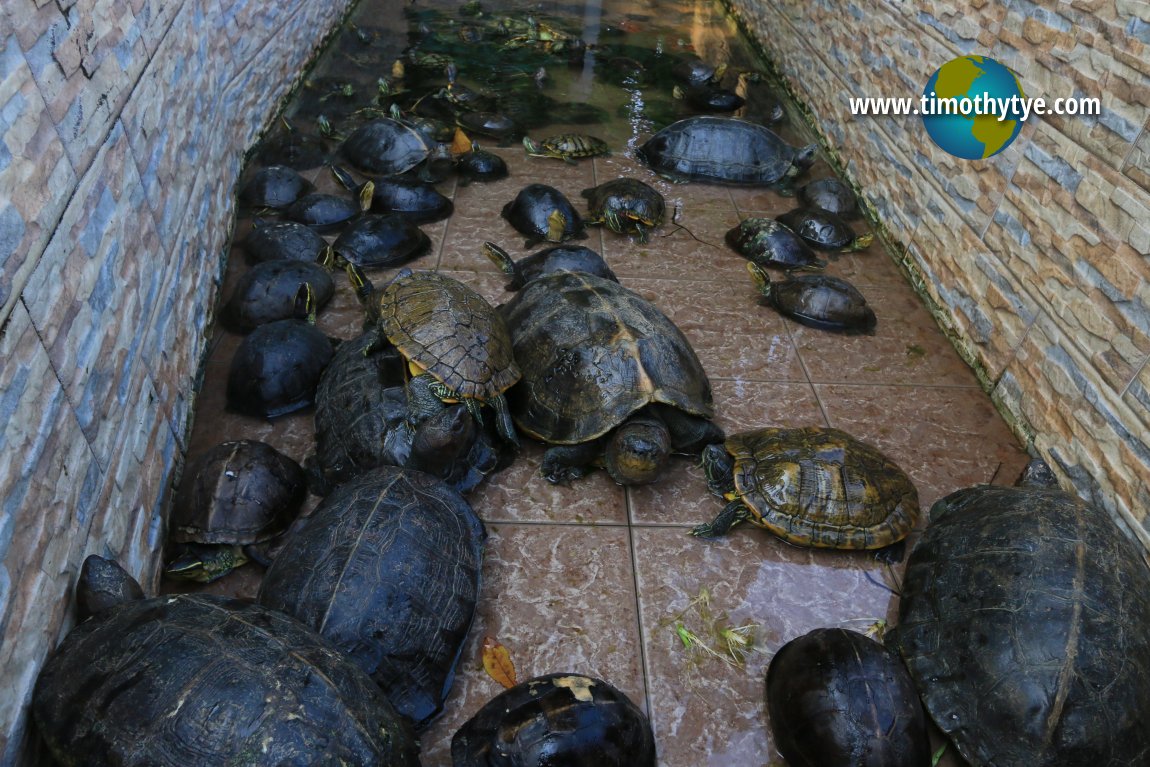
[540,460,588,485]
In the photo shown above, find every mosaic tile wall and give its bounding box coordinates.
[0,0,351,760]
[727,0,1150,548]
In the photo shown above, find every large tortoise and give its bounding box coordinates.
[501,271,723,485]
[34,556,420,766]
[692,426,918,549]
[891,481,1150,767]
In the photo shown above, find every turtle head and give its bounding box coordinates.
[604,415,671,485]
[522,136,541,155]
[76,555,145,622]
[164,544,249,583]
[701,442,737,499]
[788,144,818,177]
[746,262,773,302]
[409,404,478,478]
[546,209,569,242]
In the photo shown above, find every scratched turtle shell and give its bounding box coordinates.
[223,259,335,332]
[340,118,430,177]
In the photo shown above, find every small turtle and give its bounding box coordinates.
[285,191,366,233]
[766,628,929,767]
[522,133,610,163]
[340,117,431,177]
[457,111,520,144]
[673,83,745,113]
[501,183,587,247]
[327,213,433,269]
[165,440,307,582]
[242,219,328,264]
[388,102,456,145]
[237,164,314,209]
[776,206,872,251]
[724,217,825,271]
[692,426,918,549]
[797,177,859,218]
[747,262,876,334]
[483,240,616,290]
[671,54,727,86]
[222,259,335,332]
[369,178,454,223]
[452,673,656,766]
[455,145,509,185]
[581,177,666,243]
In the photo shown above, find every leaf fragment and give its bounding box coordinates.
[481,636,518,689]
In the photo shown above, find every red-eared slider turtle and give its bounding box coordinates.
[376,270,522,446]
[776,207,872,251]
[455,145,509,185]
[766,628,929,767]
[725,217,826,271]
[502,271,723,485]
[165,440,307,582]
[748,263,876,334]
[238,164,314,209]
[692,426,919,548]
[452,672,656,766]
[672,83,746,113]
[340,117,431,177]
[501,183,587,248]
[581,178,666,243]
[797,177,859,218]
[637,116,816,186]
[329,213,432,269]
[34,556,420,766]
[522,134,610,163]
[243,219,328,264]
[891,482,1150,767]
[483,240,616,290]
[259,466,486,729]
[223,259,335,332]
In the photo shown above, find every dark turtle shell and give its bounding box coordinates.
[259,466,486,729]
[502,271,713,445]
[223,259,335,332]
[483,241,617,290]
[171,440,307,546]
[893,485,1150,767]
[637,116,816,186]
[581,178,666,241]
[501,183,587,247]
[455,146,509,185]
[369,178,454,223]
[766,628,929,767]
[33,592,420,766]
[226,318,335,418]
[725,217,825,270]
[242,219,328,264]
[340,118,430,177]
[776,207,871,251]
[671,54,722,85]
[761,272,876,333]
[333,213,432,269]
[457,111,520,143]
[238,164,314,209]
[378,271,521,401]
[797,177,859,218]
[676,83,745,112]
[718,427,918,549]
[452,672,656,766]
[285,192,361,233]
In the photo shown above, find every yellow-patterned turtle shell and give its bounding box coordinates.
[695,426,919,549]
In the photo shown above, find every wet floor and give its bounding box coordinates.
[168,0,1029,763]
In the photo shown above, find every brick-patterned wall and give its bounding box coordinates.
[0,0,352,761]
[726,0,1149,548]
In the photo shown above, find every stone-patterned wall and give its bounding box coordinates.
[0,0,352,761]
[726,0,1150,548]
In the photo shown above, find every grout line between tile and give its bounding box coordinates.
[624,486,656,722]
[781,316,832,427]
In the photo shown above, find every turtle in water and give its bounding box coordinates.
[692,426,919,550]
[797,176,859,218]
[259,466,486,729]
[747,262,876,334]
[581,177,666,243]
[452,673,656,766]
[776,206,872,251]
[501,183,587,248]
[672,83,745,113]
[766,628,929,767]
[483,240,617,290]
[670,54,727,86]
[33,556,420,766]
[502,271,724,485]
[890,472,1150,767]
[165,440,307,582]
[724,217,825,271]
[522,133,610,163]
[222,259,335,332]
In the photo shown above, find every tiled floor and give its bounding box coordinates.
[167,0,1029,763]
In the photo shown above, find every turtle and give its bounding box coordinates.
[252,121,329,170]
[340,117,431,177]
[242,218,328,264]
[670,54,727,86]
[222,259,336,332]
[482,240,617,290]
[672,83,746,113]
[502,271,724,485]
[522,134,610,163]
[456,111,520,144]
[375,270,522,447]
[164,440,307,582]
[328,213,433,269]
[238,164,314,209]
[455,145,509,185]
[581,177,666,243]
[285,191,365,233]
[797,176,859,218]
[34,555,420,766]
[452,672,657,766]
[388,102,456,145]
[636,116,816,186]
[501,183,587,247]
[747,262,876,334]
[725,217,826,271]
[765,628,929,767]
[258,466,486,729]
[890,479,1150,767]
[368,178,454,223]
[691,426,919,549]
[74,555,143,623]
[776,207,872,251]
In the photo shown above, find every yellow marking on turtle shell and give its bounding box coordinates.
[553,675,596,702]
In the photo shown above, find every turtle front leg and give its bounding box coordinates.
[690,499,753,538]
[541,442,602,484]
[489,392,520,448]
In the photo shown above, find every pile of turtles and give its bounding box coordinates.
[30,0,1150,765]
